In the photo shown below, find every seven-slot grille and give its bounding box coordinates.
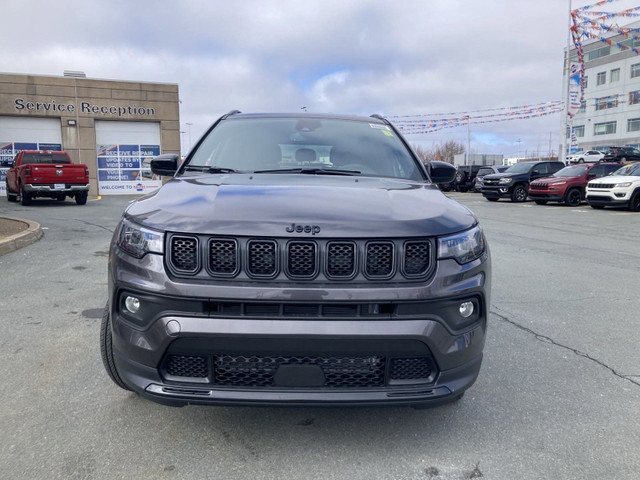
[588,182,614,189]
[168,235,433,282]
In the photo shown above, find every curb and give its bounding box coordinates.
[0,216,44,256]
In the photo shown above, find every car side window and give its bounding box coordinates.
[590,165,604,177]
[532,164,548,175]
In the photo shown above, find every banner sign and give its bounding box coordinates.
[96,144,162,195]
[568,63,583,118]
[0,141,62,196]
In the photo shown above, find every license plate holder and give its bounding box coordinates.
[53,184,65,190]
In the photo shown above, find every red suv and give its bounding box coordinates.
[529,162,621,206]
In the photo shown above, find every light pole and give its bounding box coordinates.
[180,131,186,157]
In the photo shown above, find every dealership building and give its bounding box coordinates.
[0,71,180,197]
[565,20,640,152]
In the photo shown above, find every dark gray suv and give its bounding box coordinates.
[101,112,491,408]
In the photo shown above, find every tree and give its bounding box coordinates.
[412,141,465,165]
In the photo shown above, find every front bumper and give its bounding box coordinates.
[528,191,564,202]
[108,248,490,408]
[586,189,631,207]
[481,185,511,199]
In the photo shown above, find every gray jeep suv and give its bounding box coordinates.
[101,112,491,408]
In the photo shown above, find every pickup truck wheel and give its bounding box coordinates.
[20,184,32,206]
[75,191,88,205]
[564,188,582,207]
[511,185,528,203]
[100,303,131,391]
[6,182,17,202]
[630,191,640,212]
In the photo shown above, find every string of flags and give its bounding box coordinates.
[569,0,640,116]
[388,102,564,135]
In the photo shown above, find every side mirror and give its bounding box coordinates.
[428,161,456,184]
[150,154,180,176]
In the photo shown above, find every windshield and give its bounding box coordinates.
[554,165,588,177]
[504,163,534,174]
[612,162,640,176]
[186,117,424,180]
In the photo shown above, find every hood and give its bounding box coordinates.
[589,175,640,184]
[483,172,517,180]
[124,173,477,237]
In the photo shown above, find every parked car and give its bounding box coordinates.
[454,165,486,192]
[586,162,640,211]
[100,111,491,409]
[529,162,621,206]
[5,150,90,205]
[473,165,509,192]
[481,160,565,202]
[601,146,640,163]
[567,150,606,164]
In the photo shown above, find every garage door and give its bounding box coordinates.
[0,117,62,196]
[95,120,162,195]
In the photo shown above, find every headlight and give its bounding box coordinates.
[438,226,486,264]
[499,177,513,184]
[551,181,566,186]
[615,182,632,188]
[116,218,164,258]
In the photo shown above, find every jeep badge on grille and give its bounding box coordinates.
[285,223,321,235]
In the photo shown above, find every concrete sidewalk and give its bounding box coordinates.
[0,216,43,255]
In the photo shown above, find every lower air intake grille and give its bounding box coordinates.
[213,355,385,388]
[390,357,435,381]
[165,355,209,378]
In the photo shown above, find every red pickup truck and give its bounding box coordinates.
[5,150,90,205]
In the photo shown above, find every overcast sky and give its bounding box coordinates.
[3,0,639,158]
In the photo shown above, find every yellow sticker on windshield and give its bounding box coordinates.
[382,130,394,137]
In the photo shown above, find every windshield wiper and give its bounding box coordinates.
[183,165,239,174]
[253,167,361,176]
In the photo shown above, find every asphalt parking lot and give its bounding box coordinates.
[0,193,638,480]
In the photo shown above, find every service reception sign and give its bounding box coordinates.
[97,144,162,195]
[0,142,62,196]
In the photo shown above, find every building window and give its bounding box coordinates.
[611,68,620,82]
[594,121,616,135]
[574,125,585,137]
[587,46,610,61]
[630,91,640,105]
[597,72,606,85]
[583,76,588,89]
[595,95,618,110]
[631,63,640,78]
[628,118,640,132]
[579,100,586,113]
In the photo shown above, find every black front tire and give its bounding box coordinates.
[564,188,582,207]
[6,182,17,202]
[630,190,640,212]
[75,191,88,205]
[511,185,528,203]
[100,303,132,391]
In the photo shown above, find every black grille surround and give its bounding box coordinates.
[166,234,435,283]
[588,182,614,189]
[161,353,438,389]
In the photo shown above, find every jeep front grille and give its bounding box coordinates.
[167,235,434,282]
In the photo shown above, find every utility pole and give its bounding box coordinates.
[560,0,572,163]
[186,123,193,152]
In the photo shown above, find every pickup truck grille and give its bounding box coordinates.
[168,235,434,282]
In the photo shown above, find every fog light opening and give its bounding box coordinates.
[125,296,141,313]
[459,301,474,318]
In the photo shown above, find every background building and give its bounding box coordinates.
[0,72,180,197]
[565,21,640,153]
